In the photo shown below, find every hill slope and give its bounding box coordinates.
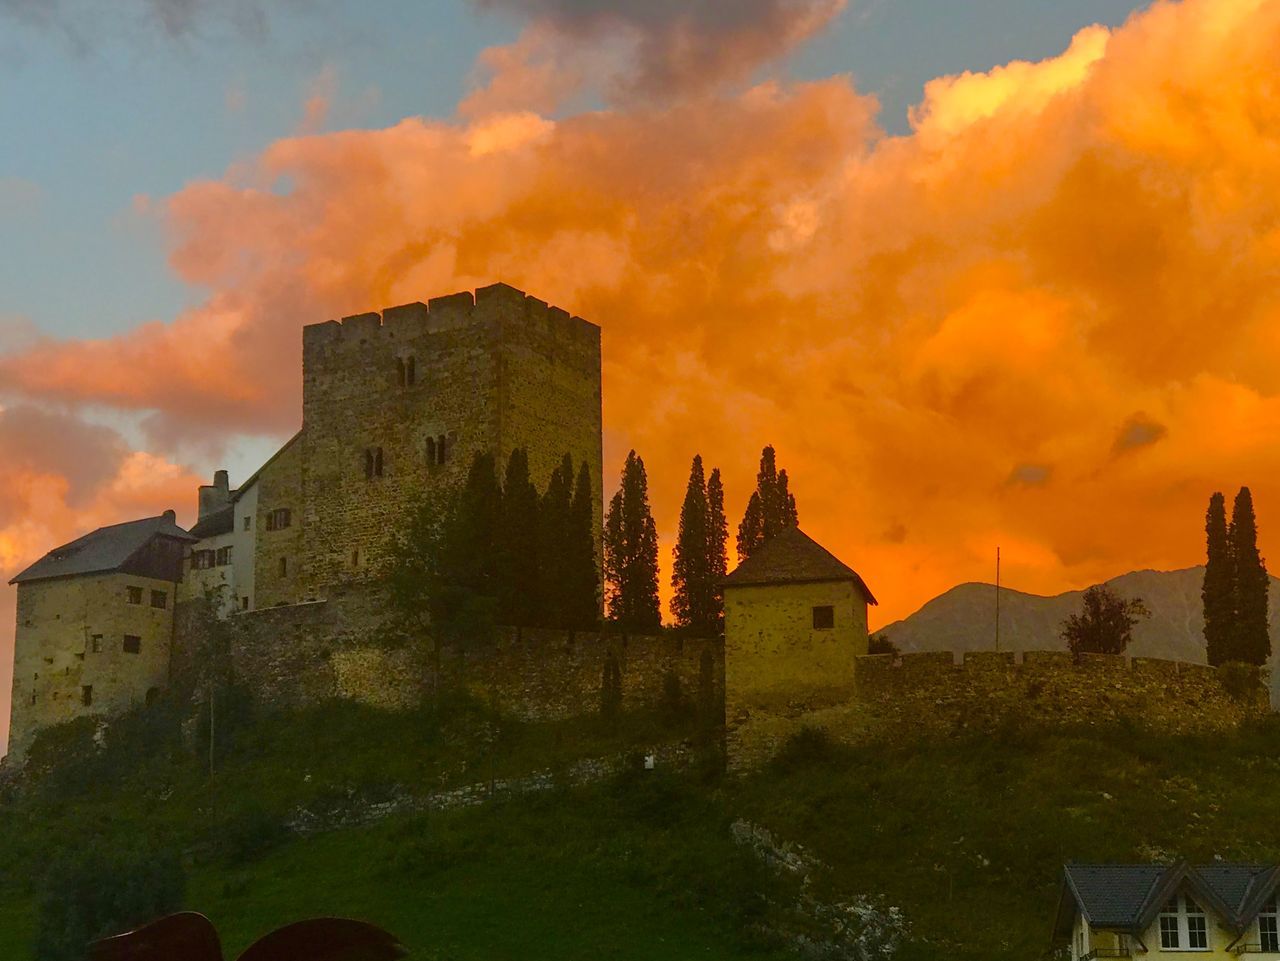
[878,566,1280,664]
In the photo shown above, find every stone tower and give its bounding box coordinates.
[295,282,603,595]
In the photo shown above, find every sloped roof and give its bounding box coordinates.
[9,513,195,585]
[189,503,235,540]
[723,526,877,604]
[1054,862,1280,942]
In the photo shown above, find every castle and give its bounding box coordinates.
[6,283,603,761]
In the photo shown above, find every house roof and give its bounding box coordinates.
[9,513,195,585]
[1054,862,1280,942]
[189,503,236,540]
[723,526,877,604]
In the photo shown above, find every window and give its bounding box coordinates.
[243,515,252,532]
[90,634,102,653]
[396,357,406,387]
[265,508,291,531]
[216,545,233,566]
[812,605,835,629]
[406,356,416,387]
[191,549,216,570]
[126,585,143,605]
[426,436,437,466]
[150,590,167,609]
[365,447,384,479]
[1260,896,1279,952]
[123,634,141,654]
[1160,894,1210,951]
[81,685,93,707]
[352,548,360,568]
[279,557,288,577]
[145,687,160,707]
[241,596,250,611]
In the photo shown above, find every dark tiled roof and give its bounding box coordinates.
[189,503,235,540]
[9,514,194,585]
[723,526,877,604]
[1056,863,1280,941]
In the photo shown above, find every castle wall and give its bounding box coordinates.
[725,649,1271,769]
[7,572,176,761]
[185,583,721,725]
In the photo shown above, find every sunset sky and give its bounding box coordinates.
[3,0,1278,749]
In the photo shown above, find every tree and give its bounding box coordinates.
[736,445,798,561]
[1203,491,1234,666]
[1061,585,1150,658]
[566,459,601,630]
[603,450,661,631]
[387,451,501,680]
[497,448,542,627]
[706,467,728,631]
[672,455,715,632]
[538,453,576,628]
[1230,486,1271,665]
[35,842,185,961]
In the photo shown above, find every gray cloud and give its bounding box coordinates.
[1113,413,1167,454]
[1007,463,1052,486]
[0,405,127,520]
[0,0,288,48]
[474,0,845,99]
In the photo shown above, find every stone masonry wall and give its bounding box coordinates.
[253,434,304,609]
[177,583,722,725]
[299,283,602,597]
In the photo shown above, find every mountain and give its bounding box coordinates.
[878,566,1280,665]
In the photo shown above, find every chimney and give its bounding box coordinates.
[197,469,232,520]
[162,509,176,524]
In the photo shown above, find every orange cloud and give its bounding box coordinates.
[2,0,1280,666]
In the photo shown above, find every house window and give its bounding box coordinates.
[279,557,288,577]
[150,590,167,609]
[241,596,250,611]
[243,515,252,531]
[191,549,214,570]
[90,634,102,653]
[126,585,143,605]
[123,634,141,654]
[812,605,835,630]
[1160,895,1209,950]
[81,685,93,707]
[216,546,233,566]
[265,508,291,531]
[1260,896,1279,952]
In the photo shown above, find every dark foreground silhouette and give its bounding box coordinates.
[88,912,408,961]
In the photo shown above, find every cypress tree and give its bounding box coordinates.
[538,453,575,627]
[567,460,601,630]
[736,445,800,561]
[672,455,713,632]
[1230,486,1271,665]
[706,467,728,632]
[498,448,541,627]
[602,450,661,631]
[1203,491,1233,666]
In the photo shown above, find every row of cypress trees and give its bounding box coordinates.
[603,445,800,634]
[1203,486,1270,666]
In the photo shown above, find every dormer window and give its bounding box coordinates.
[1160,894,1208,950]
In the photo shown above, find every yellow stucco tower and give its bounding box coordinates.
[722,525,877,766]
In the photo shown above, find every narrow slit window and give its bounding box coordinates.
[81,685,93,707]
[437,434,447,465]
[426,436,436,466]
[406,356,416,387]
[374,447,384,477]
[396,357,406,387]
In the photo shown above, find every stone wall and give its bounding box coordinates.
[298,283,602,597]
[179,583,722,725]
[253,434,304,609]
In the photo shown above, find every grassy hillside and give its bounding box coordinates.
[5,696,1280,960]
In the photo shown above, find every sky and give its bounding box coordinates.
[3,0,1277,750]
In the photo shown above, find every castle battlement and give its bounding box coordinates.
[302,283,599,350]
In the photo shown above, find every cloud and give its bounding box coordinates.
[4,0,1280,650]
[0,0,293,49]
[1113,413,1168,454]
[465,0,846,109]
[1008,464,1052,487]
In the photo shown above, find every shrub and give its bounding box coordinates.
[33,841,185,961]
[1218,661,1263,705]
[216,803,290,865]
[771,726,836,771]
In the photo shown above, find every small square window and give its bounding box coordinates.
[126,586,143,605]
[150,590,167,609]
[123,634,141,654]
[90,634,102,653]
[812,605,835,629]
[81,685,93,707]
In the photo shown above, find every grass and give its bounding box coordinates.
[7,698,1280,960]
